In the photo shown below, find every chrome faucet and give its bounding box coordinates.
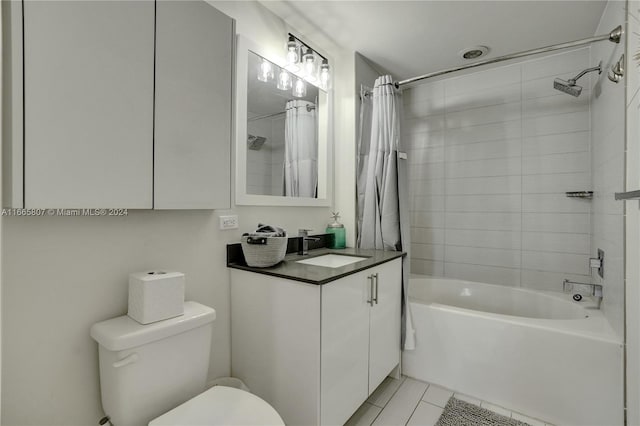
[298,229,320,255]
[563,279,603,309]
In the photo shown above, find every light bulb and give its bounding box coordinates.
[257,58,274,82]
[302,48,316,78]
[320,61,331,90]
[277,69,292,90]
[285,36,300,72]
[293,78,307,98]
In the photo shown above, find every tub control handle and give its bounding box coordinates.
[367,275,374,306]
[373,273,379,305]
[112,353,139,368]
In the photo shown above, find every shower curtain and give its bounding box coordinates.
[357,75,415,350]
[284,100,317,197]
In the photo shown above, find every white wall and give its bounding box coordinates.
[590,0,627,340]
[404,48,594,290]
[1,1,343,424]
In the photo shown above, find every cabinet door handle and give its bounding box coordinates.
[367,275,374,306]
[373,273,379,304]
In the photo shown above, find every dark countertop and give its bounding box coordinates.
[227,247,405,285]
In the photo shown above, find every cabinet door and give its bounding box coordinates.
[321,270,370,425]
[154,1,233,209]
[23,1,154,208]
[369,258,402,394]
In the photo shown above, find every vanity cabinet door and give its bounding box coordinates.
[23,1,154,208]
[154,1,233,209]
[321,270,370,426]
[368,258,402,394]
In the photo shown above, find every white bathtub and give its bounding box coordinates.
[402,276,623,426]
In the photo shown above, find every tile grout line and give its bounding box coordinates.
[368,377,408,424]
[403,383,431,426]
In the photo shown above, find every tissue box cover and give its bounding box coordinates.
[128,271,185,324]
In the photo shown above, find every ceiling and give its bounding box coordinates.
[261,0,610,81]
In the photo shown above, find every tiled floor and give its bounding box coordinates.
[345,376,553,426]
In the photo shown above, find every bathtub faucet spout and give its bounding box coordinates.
[563,279,603,308]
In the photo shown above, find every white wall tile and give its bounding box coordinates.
[522,251,589,275]
[406,130,444,149]
[522,152,590,175]
[523,111,589,136]
[411,195,445,212]
[445,63,520,97]
[445,245,521,269]
[522,172,590,194]
[411,211,445,228]
[446,176,521,195]
[522,213,590,234]
[446,157,521,178]
[409,146,444,164]
[445,102,521,129]
[522,232,590,254]
[444,262,521,286]
[411,227,445,245]
[446,138,521,162]
[521,47,590,81]
[445,229,521,250]
[446,212,521,231]
[409,162,445,181]
[446,121,521,145]
[410,179,446,196]
[522,131,589,157]
[523,93,589,118]
[446,194,521,212]
[404,115,445,135]
[445,83,520,113]
[411,243,445,261]
[522,194,591,213]
[412,259,444,276]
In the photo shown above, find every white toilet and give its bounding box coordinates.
[90,301,284,426]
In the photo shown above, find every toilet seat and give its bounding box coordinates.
[149,386,285,426]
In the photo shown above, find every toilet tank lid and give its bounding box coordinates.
[90,301,216,351]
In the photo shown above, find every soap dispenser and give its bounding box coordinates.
[326,212,346,249]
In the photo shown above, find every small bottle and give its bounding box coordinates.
[326,212,346,249]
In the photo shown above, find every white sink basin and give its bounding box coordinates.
[296,254,368,268]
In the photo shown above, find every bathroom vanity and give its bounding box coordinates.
[229,249,403,426]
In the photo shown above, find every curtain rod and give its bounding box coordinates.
[248,104,316,122]
[393,25,622,89]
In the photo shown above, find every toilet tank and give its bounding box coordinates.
[91,301,216,426]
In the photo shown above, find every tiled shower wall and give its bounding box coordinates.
[405,48,594,290]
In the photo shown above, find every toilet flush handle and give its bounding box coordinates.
[112,353,139,368]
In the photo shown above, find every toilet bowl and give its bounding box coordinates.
[149,386,284,426]
[90,301,284,426]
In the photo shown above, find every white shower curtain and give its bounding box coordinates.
[358,75,415,350]
[284,100,317,197]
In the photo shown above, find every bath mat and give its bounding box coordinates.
[435,397,531,426]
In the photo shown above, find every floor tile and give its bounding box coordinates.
[480,401,511,417]
[372,378,429,426]
[407,402,444,426]
[512,411,546,426]
[422,384,454,408]
[344,402,382,426]
[367,376,406,408]
[453,392,481,406]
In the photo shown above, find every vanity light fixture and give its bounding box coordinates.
[293,77,307,97]
[277,68,293,90]
[257,57,274,82]
[285,33,331,90]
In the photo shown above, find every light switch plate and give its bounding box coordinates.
[219,215,239,230]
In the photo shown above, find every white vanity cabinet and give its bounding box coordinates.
[230,257,402,426]
[2,0,233,209]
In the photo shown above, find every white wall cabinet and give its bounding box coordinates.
[230,258,401,426]
[3,0,233,209]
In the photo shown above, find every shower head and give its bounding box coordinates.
[553,78,583,97]
[247,134,266,150]
[553,61,602,97]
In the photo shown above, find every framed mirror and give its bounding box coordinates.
[235,36,331,206]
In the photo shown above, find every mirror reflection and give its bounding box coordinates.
[246,50,319,197]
